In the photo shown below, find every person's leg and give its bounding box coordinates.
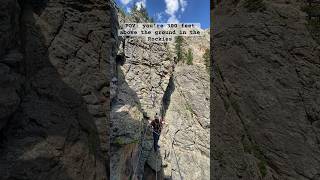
[154,133,160,151]
[153,132,157,151]
[156,134,160,148]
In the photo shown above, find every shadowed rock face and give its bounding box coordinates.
[212,0,320,179]
[0,0,110,179]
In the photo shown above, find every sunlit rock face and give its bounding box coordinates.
[110,7,210,180]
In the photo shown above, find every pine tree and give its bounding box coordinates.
[139,6,148,19]
[131,4,138,14]
[186,48,193,65]
[203,48,210,70]
[131,4,154,22]
[175,36,184,63]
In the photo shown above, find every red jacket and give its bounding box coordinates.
[151,119,165,134]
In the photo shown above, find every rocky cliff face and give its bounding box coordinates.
[155,65,210,180]
[213,0,320,179]
[110,6,176,180]
[0,0,109,179]
[110,8,210,180]
[110,36,174,180]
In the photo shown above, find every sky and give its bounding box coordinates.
[114,0,210,29]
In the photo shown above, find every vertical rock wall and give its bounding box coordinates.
[213,0,320,179]
[0,0,109,179]
[110,36,174,179]
[110,6,210,180]
[157,65,210,180]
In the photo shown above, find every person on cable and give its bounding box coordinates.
[148,113,165,152]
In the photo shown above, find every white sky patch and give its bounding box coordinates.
[165,0,179,15]
[136,0,146,10]
[120,0,133,5]
[164,0,187,23]
[127,7,132,13]
[168,15,179,23]
[179,0,187,12]
[156,12,165,22]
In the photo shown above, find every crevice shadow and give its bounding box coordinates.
[142,150,167,180]
[161,76,175,120]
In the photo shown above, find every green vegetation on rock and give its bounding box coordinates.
[185,102,196,117]
[203,48,210,71]
[175,36,184,63]
[258,160,267,177]
[242,140,268,177]
[186,48,193,65]
[114,137,126,145]
[131,4,154,22]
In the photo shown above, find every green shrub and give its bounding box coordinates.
[242,141,268,177]
[131,4,154,22]
[258,160,267,177]
[252,144,268,177]
[113,137,126,145]
[139,6,149,20]
[131,4,138,12]
[203,48,210,71]
[186,48,193,65]
[185,102,195,115]
[175,36,184,62]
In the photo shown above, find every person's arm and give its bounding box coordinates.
[149,120,154,128]
[161,118,168,125]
